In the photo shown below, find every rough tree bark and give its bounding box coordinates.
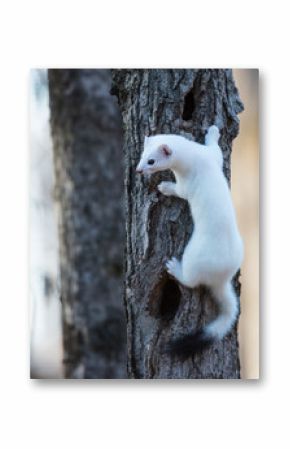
[48,69,126,378]
[111,69,243,379]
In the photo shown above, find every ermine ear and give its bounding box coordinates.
[144,135,149,145]
[160,144,172,157]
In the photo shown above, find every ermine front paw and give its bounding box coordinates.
[166,257,182,278]
[158,181,174,196]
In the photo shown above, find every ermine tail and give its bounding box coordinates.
[168,282,238,358]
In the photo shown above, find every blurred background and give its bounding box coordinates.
[29,70,63,378]
[233,69,259,379]
[29,69,259,379]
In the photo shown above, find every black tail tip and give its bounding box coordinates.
[165,329,214,359]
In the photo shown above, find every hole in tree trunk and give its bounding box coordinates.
[182,88,194,121]
[148,275,181,321]
[159,278,181,320]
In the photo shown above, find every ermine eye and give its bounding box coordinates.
[148,159,155,165]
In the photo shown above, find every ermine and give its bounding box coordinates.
[136,126,244,357]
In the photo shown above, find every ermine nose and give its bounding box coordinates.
[136,168,143,174]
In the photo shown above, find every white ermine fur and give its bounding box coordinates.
[136,126,243,356]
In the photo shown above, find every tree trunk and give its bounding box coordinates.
[48,69,126,378]
[111,69,243,379]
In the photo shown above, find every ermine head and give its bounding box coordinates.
[136,136,173,175]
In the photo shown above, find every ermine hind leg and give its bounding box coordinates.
[205,125,220,145]
[166,257,198,289]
